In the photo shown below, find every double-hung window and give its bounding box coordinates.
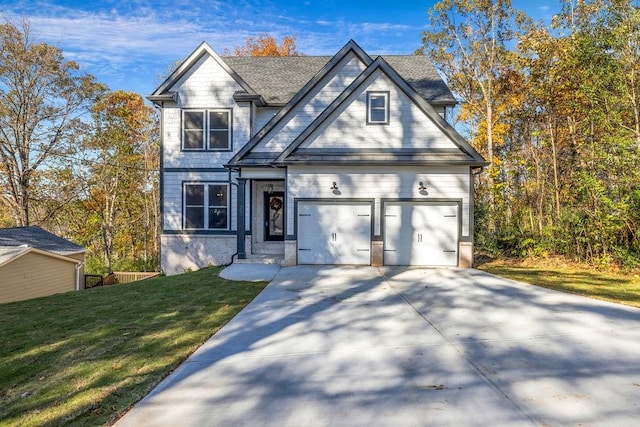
[184,183,229,230]
[366,92,389,124]
[182,110,231,150]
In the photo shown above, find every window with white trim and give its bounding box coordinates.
[367,92,389,124]
[182,110,231,150]
[184,183,229,229]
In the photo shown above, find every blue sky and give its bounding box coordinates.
[3,0,556,97]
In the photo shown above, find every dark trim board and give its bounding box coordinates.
[469,168,475,245]
[228,40,373,166]
[164,168,229,173]
[159,108,165,241]
[162,230,247,236]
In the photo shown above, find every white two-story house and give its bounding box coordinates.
[149,40,487,275]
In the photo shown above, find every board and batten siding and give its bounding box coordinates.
[299,69,457,151]
[0,252,77,304]
[161,55,252,169]
[253,53,367,153]
[287,165,471,238]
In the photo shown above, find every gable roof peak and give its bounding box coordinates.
[149,41,255,102]
[226,39,376,167]
[336,39,373,66]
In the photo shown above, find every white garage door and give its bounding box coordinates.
[384,202,459,266]
[297,201,371,265]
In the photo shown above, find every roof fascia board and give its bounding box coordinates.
[275,58,386,162]
[277,56,487,165]
[0,247,81,268]
[151,41,256,97]
[274,159,488,167]
[226,39,373,166]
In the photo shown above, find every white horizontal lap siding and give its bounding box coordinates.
[300,69,457,151]
[287,166,469,237]
[162,55,251,169]
[254,107,280,136]
[163,171,237,231]
[253,54,367,154]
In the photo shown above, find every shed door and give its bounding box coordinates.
[298,202,371,265]
[384,202,459,266]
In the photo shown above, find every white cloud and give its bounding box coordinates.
[2,0,425,93]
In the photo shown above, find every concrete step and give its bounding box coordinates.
[233,254,284,265]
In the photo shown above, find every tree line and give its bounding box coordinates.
[0,26,300,274]
[0,20,159,274]
[6,1,635,273]
[420,0,640,268]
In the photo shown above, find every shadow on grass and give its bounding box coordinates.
[478,264,640,308]
[0,267,266,426]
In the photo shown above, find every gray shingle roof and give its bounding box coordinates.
[221,55,455,105]
[0,226,85,255]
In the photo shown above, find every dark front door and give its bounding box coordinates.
[264,192,284,241]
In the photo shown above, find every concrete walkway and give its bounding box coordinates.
[116,266,640,426]
[219,263,281,282]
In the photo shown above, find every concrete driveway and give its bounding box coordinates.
[116,266,640,426]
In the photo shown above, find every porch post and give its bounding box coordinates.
[236,177,247,259]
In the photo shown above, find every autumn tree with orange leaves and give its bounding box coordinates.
[230,34,302,56]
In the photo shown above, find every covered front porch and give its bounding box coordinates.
[234,168,289,264]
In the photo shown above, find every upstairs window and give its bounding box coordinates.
[367,92,389,124]
[182,110,231,150]
[184,183,229,230]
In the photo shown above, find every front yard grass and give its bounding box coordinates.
[478,258,640,308]
[0,267,267,426]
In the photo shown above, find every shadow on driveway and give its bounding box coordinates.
[116,266,640,426]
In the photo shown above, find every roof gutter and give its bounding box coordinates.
[147,92,178,105]
[233,91,266,107]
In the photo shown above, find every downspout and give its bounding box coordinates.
[75,261,84,291]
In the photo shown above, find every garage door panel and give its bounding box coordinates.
[384,202,459,266]
[298,202,371,265]
[297,206,324,264]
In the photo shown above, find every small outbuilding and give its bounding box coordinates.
[0,226,86,304]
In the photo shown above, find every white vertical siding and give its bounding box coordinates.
[287,165,470,237]
[299,69,457,151]
[252,53,367,153]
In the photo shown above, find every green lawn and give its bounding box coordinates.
[0,267,267,427]
[478,260,640,308]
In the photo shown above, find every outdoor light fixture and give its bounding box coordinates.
[330,181,338,190]
[267,183,274,193]
[418,182,427,191]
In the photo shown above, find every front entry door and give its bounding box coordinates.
[264,192,284,241]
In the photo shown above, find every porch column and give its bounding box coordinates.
[236,177,247,259]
